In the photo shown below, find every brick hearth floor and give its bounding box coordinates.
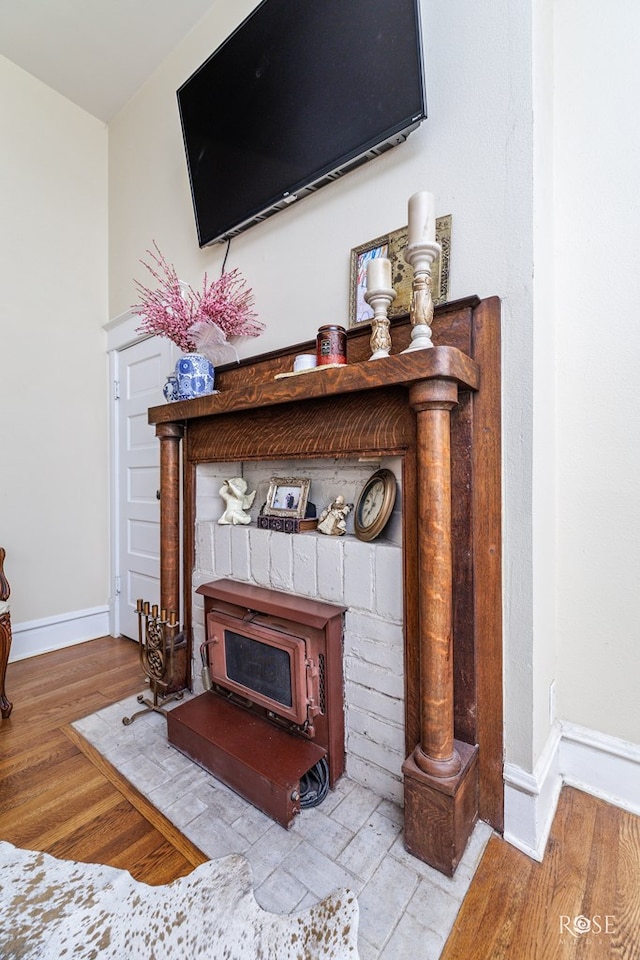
[73,693,491,959]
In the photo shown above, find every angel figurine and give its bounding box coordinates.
[218,477,256,525]
[317,495,352,536]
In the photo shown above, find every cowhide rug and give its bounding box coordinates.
[0,841,359,959]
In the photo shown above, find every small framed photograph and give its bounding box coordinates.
[348,215,452,327]
[263,477,311,519]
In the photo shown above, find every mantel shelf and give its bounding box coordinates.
[148,345,479,426]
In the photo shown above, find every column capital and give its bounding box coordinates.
[156,422,184,440]
[409,378,459,412]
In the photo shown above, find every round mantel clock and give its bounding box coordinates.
[354,469,397,542]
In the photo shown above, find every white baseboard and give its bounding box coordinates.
[9,606,110,662]
[560,722,640,818]
[504,720,640,860]
[503,723,563,861]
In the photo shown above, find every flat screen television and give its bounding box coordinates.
[177,0,427,247]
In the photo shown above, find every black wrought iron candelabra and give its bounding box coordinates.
[122,600,184,725]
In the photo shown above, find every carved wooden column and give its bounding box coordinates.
[402,378,479,876]
[157,423,184,615]
[156,422,190,692]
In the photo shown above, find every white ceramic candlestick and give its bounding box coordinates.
[407,191,436,245]
[364,285,395,359]
[402,240,441,352]
[367,256,392,291]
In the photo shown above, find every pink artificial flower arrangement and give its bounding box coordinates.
[132,243,263,361]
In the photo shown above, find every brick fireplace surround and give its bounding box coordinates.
[148,298,502,876]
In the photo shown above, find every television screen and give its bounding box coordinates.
[177,0,427,246]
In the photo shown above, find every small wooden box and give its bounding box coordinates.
[256,515,318,533]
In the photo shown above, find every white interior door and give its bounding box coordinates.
[117,337,175,640]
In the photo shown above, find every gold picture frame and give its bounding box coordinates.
[348,215,452,327]
[263,477,311,519]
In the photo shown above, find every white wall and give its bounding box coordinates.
[504,2,640,854]
[531,0,558,767]
[554,1,640,743]
[107,0,537,773]
[0,55,109,626]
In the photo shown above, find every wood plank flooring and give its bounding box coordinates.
[442,784,640,958]
[0,635,206,884]
[2,636,639,959]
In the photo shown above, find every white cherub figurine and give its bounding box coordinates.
[317,495,352,536]
[218,477,256,525]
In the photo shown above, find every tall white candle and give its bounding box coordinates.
[366,256,392,291]
[407,191,436,245]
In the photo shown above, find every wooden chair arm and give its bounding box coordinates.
[0,548,10,604]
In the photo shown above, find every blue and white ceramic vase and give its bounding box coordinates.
[175,353,215,400]
[163,374,179,402]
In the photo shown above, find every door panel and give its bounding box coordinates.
[117,339,175,640]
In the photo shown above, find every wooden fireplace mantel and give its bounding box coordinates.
[148,296,503,876]
[148,345,479,426]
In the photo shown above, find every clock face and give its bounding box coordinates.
[359,480,385,528]
[354,469,396,542]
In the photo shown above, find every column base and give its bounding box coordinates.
[402,739,479,877]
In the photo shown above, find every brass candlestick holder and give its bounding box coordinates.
[402,240,441,352]
[364,285,396,360]
[122,600,184,725]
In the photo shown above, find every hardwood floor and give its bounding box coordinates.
[0,635,206,884]
[442,786,640,959]
[2,637,639,959]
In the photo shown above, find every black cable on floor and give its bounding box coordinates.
[299,757,330,808]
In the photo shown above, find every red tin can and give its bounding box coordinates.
[316,324,347,365]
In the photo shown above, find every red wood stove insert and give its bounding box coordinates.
[167,579,346,828]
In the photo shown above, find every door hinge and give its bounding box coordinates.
[113,379,120,400]
[115,576,121,596]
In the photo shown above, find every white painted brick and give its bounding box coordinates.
[230,527,251,581]
[348,633,404,676]
[316,535,344,602]
[248,527,270,586]
[292,534,317,596]
[374,543,403,620]
[268,531,293,591]
[191,617,206,649]
[346,755,404,806]
[191,572,210,596]
[343,539,374,610]
[345,655,404,700]
[195,469,219,503]
[196,463,236,521]
[194,522,214,576]
[197,492,219,522]
[345,609,403,641]
[212,524,232,577]
[190,604,205,675]
[198,461,237,480]
[348,704,405,754]
[347,729,404,779]
[345,679,404,725]
[383,505,403,547]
